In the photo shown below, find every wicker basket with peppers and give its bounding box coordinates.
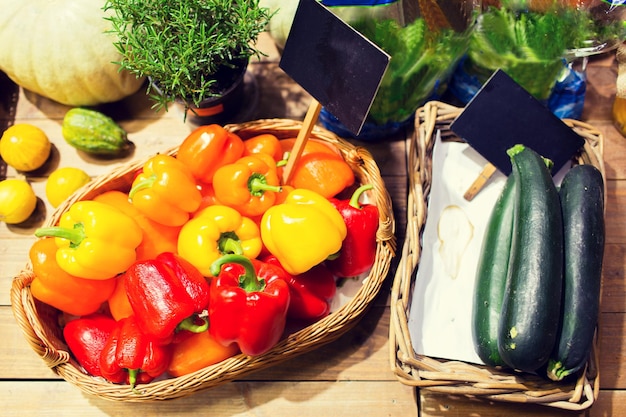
[11,119,396,402]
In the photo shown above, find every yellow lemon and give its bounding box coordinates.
[0,179,38,224]
[45,167,91,207]
[0,124,51,171]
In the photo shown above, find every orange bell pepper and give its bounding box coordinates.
[286,151,355,199]
[193,181,221,216]
[176,124,244,183]
[243,133,284,162]
[107,273,134,321]
[212,154,283,218]
[274,184,295,205]
[93,190,180,261]
[168,331,239,377]
[129,154,202,227]
[278,138,354,198]
[29,238,116,316]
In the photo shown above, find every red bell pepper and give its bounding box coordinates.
[125,252,210,341]
[263,255,336,322]
[326,184,379,277]
[208,254,290,356]
[63,313,117,378]
[157,251,211,313]
[99,315,172,388]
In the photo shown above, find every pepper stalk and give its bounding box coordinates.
[210,254,266,293]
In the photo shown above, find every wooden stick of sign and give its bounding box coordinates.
[452,70,586,202]
[463,163,497,201]
[282,98,323,184]
[278,0,389,185]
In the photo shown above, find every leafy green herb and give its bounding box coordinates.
[104,0,271,113]
[468,6,626,100]
[351,18,470,125]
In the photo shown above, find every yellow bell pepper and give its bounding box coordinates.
[260,188,347,275]
[29,238,116,316]
[34,200,143,280]
[177,205,262,276]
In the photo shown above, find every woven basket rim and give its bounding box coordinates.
[10,118,396,402]
[389,101,603,411]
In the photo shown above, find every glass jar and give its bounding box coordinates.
[612,96,626,136]
[449,1,626,119]
[565,0,626,58]
[612,40,626,137]
[318,0,479,141]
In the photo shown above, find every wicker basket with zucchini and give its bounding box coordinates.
[390,101,604,410]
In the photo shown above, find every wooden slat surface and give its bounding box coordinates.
[0,381,417,417]
[1,33,624,417]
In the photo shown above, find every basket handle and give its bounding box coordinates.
[10,271,71,369]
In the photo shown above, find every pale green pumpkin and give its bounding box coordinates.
[0,0,145,106]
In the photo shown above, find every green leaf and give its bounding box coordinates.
[350,17,469,124]
[103,0,271,111]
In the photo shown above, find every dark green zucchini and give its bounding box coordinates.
[497,144,563,373]
[472,172,516,367]
[546,164,605,381]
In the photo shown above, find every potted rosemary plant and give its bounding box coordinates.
[103,0,271,123]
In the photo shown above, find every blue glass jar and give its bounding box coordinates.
[319,0,477,141]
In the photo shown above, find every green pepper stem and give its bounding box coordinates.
[326,251,341,261]
[248,173,282,197]
[209,254,265,292]
[128,175,156,200]
[128,368,138,390]
[276,151,290,167]
[177,316,209,334]
[219,234,244,255]
[34,223,86,247]
[349,184,374,209]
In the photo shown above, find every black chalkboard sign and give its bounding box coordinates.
[451,69,585,176]
[279,0,390,135]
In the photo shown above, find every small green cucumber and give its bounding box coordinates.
[547,164,605,381]
[472,172,516,368]
[497,144,563,373]
[62,108,132,155]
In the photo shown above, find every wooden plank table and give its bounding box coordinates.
[1,33,624,416]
